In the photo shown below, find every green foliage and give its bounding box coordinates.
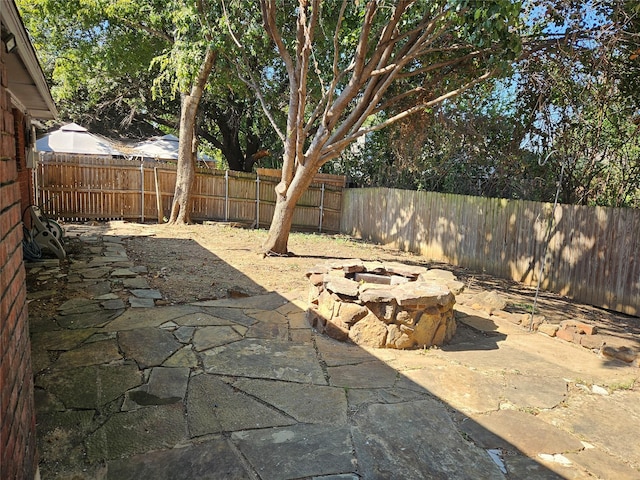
[18,0,640,207]
[328,1,640,208]
[17,0,276,167]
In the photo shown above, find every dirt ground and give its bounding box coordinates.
[70,220,638,351]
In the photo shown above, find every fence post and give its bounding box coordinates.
[224,170,229,222]
[33,156,39,206]
[255,173,260,229]
[154,167,163,223]
[140,161,145,222]
[319,183,325,232]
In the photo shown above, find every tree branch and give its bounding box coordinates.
[319,69,496,164]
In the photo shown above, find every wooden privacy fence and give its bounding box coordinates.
[34,154,343,232]
[341,188,640,316]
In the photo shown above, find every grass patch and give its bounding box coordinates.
[609,379,636,392]
[508,302,539,315]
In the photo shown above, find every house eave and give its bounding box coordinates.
[2,1,57,120]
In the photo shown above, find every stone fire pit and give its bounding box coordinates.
[306,260,464,349]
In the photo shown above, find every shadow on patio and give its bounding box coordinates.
[27,225,639,479]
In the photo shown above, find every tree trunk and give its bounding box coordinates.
[262,160,318,254]
[168,94,199,223]
[263,195,297,254]
[168,46,217,224]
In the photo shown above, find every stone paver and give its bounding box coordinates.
[138,367,190,404]
[102,298,126,310]
[192,291,289,310]
[461,409,585,457]
[26,226,640,479]
[103,305,201,331]
[327,360,398,389]
[401,363,504,413]
[231,377,349,425]
[130,288,163,299]
[31,328,97,351]
[187,374,295,436]
[231,424,354,480]
[55,339,122,368]
[202,338,327,384]
[565,447,640,480]
[105,437,252,479]
[118,328,182,368]
[352,399,505,479]
[56,308,123,329]
[174,311,237,326]
[538,390,640,466]
[503,373,567,409]
[129,296,156,308]
[86,403,187,461]
[36,363,142,409]
[122,277,152,289]
[163,346,199,367]
[192,325,242,350]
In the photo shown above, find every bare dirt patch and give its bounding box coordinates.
[75,221,640,350]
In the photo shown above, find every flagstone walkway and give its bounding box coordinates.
[27,226,640,479]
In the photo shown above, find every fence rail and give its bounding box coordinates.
[341,188,640,316]
[35,154,343,232]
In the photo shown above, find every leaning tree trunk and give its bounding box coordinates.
[263,160,318,254]
[263,197,297,254]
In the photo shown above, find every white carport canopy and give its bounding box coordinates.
[36,123,122,155]
[132,134,179,160]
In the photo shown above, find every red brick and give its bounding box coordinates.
[575,322,597,335]
[579,334,606,349]
[0,61,38,478]
[556,326,580,344]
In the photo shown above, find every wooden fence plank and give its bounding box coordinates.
[36,154,343,232]
[342,187,639,316]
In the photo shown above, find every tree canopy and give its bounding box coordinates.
[18,0,640,250]
[17,0,276,171]
[326,0,640,208]
[240,0,527,253]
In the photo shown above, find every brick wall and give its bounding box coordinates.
[14,107,32,214]
[0,40,38,480]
